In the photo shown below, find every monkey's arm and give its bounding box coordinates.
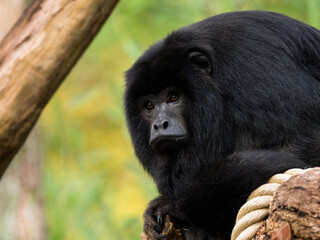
[172,150,309,239]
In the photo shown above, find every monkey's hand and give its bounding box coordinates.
[183,227,217,240]
[143,196,173,240]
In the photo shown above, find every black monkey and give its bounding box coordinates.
[124,11,320,240]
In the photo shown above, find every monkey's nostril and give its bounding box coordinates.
[154,121,169,130]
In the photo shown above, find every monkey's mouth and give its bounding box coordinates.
[150,135,187,152]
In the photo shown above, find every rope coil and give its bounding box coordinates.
[231,168,307,240]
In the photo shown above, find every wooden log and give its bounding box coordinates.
[0,0,119,177]
[254,168,320,240]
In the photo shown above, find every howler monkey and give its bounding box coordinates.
[124,11,320,240]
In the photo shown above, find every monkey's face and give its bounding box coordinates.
[140,87,189,153]
[124,47,216,160]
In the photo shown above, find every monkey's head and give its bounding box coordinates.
[137,49,213,153]
[124,32,229,176]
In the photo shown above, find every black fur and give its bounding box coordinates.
[124,11,320,239]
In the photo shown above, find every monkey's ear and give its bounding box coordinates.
[188,52,212,75]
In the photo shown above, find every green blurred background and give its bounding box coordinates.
[0,0,319,240]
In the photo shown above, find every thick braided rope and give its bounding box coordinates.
[231,168,307,240]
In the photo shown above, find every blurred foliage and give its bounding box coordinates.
[38,0,319,239]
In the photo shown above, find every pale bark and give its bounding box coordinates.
[0,0,25,39]
[0,0,119,177]
[0,126,46,240]
[0,1,45,239]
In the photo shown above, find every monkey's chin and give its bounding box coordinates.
[150,136,187,153]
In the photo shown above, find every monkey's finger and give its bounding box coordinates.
[141,232,150,240]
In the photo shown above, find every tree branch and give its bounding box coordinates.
[0,0,119,177]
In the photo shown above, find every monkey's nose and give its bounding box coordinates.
[153,120,169,131]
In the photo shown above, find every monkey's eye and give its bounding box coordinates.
[168,93,180,103]
[144,101,154,111]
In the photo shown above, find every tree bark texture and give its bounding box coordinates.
[0,126,46,240]
[254,168,320,240]
[0,0,24,39]
[0,2,46,239]
[0,0,119,177]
